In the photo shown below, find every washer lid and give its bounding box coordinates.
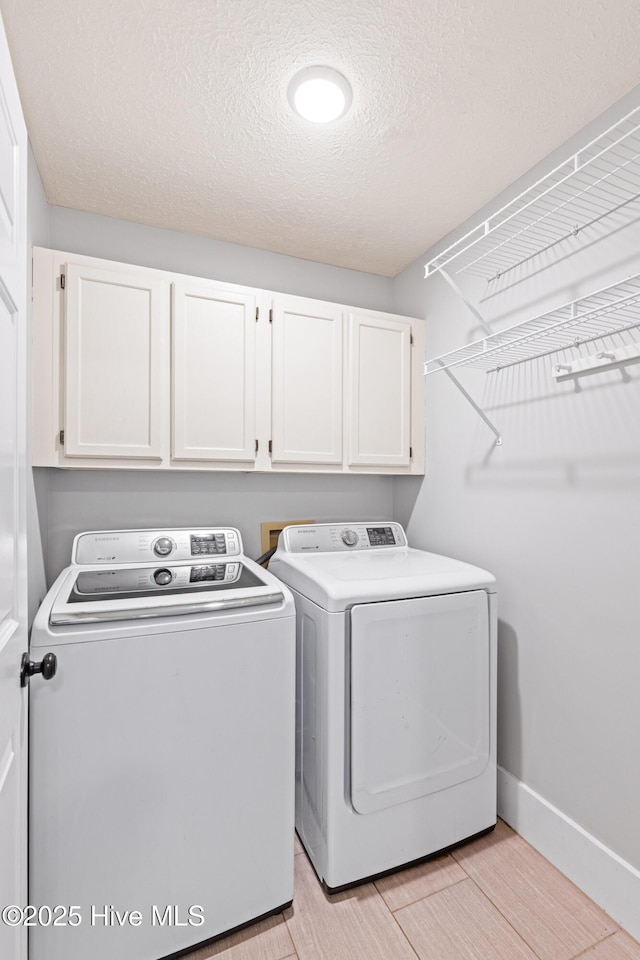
[48,558,284,625]
[269,547,496,611]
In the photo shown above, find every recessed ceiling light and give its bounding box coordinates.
[288,67,352,124]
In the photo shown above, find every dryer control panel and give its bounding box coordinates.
[73,527,243,565]
[278,522,407,553]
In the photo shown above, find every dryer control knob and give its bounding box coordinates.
[341,529,359,547]
[153,537,174,557]
[154,568,173,586]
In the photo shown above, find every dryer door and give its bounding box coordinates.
[350,591,490,814]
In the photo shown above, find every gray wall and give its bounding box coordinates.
[32,204,395,585]
[392,87,640,871]
[49,206,394,311]
[40,470,392,582]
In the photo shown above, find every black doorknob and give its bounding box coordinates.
[20,652,58,688]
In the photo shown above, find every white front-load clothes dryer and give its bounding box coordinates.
[269,521,497,891]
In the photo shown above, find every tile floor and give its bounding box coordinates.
[186,821,640,960]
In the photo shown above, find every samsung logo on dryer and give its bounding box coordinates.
[94,536,120,541]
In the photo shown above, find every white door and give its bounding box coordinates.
[172,280,256,461]
[0,13,28,960]
[347,311,412,466]
[350,592,490,815]
[271,295,343,464]
[64,262,169,459]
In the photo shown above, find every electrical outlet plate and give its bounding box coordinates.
[261,520,315,555]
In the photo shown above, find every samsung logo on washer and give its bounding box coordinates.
[94,536,120,542]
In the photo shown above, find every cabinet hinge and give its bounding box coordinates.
[59,430,65,446]
[256,307,259,322]
[268,440,272,454]
[255,439,259,454]
[409,446,413,458]
[60,273,65,290]
[269,308,273,323]
[410,332,414,346]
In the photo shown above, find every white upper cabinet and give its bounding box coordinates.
[347,311,412,467]
[32,249,425,474]
[172,280,256,462]
[270,294,344,465]
[64,261,169,459]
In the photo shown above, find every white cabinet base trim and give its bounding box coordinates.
[497,765,640,941]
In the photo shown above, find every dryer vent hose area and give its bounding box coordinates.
[255,546,277,567]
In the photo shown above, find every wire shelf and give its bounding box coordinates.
[424,107,640,281]
[424,274,640,375]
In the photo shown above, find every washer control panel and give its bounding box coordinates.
[73,528,243,565]
[279,522,407,553]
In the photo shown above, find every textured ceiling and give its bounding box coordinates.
[3,0,640,276]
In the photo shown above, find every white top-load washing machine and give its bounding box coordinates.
[28,527,295,960]
[269,521,497,891]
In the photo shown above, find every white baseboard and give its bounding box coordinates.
[497,766,640,942]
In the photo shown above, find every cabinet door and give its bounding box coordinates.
[172,281,256,461]
[271,295,343,464]
[347,311,412,466]
[64,262,168,459]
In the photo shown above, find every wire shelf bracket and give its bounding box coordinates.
[437,363,502,446]
[439,269,493,336]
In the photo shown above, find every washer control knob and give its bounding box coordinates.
[154,568,173,586]
[341,529,359,547]
[152,537,173,557]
